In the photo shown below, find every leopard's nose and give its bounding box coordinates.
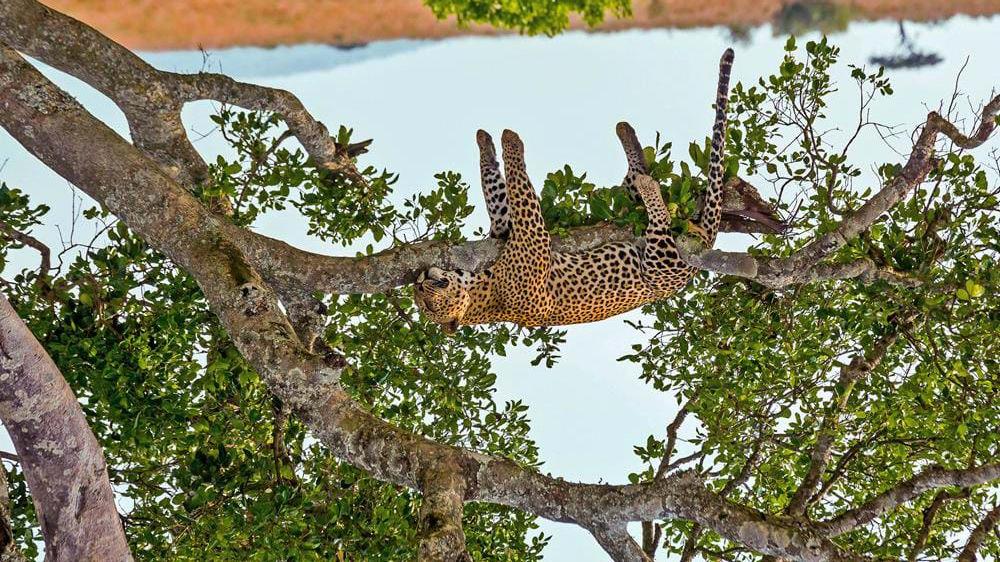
[417,271,426,283]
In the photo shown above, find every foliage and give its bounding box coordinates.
[0,114,553,559]
[2,34,999,562]
[621,38,1000,560]
[422,0,630,35]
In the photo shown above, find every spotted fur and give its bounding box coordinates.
[478,129,511,240]
[415,49,734,331]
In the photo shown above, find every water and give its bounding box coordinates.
[2,15,999,561]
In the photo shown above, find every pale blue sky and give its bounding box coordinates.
[2,14,999,561]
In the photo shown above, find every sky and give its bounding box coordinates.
[2,14,1000,561]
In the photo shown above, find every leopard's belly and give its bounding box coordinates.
[533,242,693,326]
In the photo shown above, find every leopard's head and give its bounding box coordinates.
[413,267,472,334]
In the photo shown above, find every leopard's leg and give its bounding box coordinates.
[616,121,649,201]
[476,130,511,240]
[618,121,707,240]
[633,174,689,293]
[499,130,551,249]
[497,130,553,316]
[694,48,734,247]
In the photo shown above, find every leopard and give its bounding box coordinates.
[414,48,734,333]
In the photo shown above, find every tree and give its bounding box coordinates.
[1,2,999,561]
[424,0,630,35]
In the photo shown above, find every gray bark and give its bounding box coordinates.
[0,295,131,561]
[817,463,1000,536]
[957,503,1000,562]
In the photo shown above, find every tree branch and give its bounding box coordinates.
[170,72,359,175]
[907,489,969,562]
[957,503,1000,562]
[590,524,651,562]
[417,458,471,562]
[786,313,914,517]
[0,222,50,284]
[817,463,1000,536]
[0,44,869,562]
[0,293,131,561]
[678,94,1000,289]
[639,520,661,560]
[655,399,693,480]
[640,397,692,559]
[0,0,361,205]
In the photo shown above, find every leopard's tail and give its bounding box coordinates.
[698,48,734,245]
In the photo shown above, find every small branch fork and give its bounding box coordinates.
[0,0,363,215]
[0,222,50,284]
[678,94,1000,289]
[1,3,999,560]
[786,312,916,517]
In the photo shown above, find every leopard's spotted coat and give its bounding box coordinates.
[415,49,734,331]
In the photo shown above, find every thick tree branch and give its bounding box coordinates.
[786,313,913,517]
[957,503,1000,562]
[0,44,868,562]
[228,199,782,296]
[470,467,867,561]
[0,0,361,200]
[590,524,651,562]
[0,294,131,561]
[817,463,1000,536]
[417,458,471,562]
[0,0,207,189]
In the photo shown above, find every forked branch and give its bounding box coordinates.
[0,0,362,205]
[818,463,1000,536]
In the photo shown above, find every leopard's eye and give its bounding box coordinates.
[432,278,450,289]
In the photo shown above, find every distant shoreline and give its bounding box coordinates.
[46,0,1000,51]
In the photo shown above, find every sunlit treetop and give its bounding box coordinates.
[422,0,632,35]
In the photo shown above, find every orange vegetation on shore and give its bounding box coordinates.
[43,0,1000,51]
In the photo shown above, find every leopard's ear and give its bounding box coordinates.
[443,320,459,335]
